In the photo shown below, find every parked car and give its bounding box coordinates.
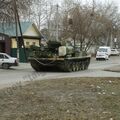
[111,49,119,56]
[96,46,111,60]
[0,53,19,69]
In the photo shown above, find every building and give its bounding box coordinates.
[0,22,41,62]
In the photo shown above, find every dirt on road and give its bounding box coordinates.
[0,77,120,120]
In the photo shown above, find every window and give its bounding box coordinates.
[98,48,107,52]
[32,42,36,46]
[4,55,9,59]
[26,42,30,46]
[0,54,4,59]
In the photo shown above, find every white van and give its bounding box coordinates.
[96,46,111,60]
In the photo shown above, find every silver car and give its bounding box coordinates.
[111,49,119,56]
[0,53,19,69]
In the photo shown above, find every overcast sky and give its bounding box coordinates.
[54,0,120,8]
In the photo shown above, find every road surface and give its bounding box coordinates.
[0,56,120,88]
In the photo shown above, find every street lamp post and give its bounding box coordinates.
[56,4,59,41]
[113,25,118,49]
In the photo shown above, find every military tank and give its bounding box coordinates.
[28,40,91,72]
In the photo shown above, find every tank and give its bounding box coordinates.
[28,41,91,72]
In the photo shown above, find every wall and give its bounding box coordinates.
[11,38,39,48]
[24,25,39,37]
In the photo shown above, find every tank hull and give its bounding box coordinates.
[29,56,91,72]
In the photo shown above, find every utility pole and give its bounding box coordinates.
[13,0,19,60]
[13,0,27,62]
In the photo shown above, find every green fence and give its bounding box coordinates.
[11,48,29,62]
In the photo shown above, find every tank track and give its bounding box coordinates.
[29,57,90,72]
[59,57,90,72]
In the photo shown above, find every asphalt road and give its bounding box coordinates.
[0,56,120,88]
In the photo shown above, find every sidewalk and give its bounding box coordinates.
[104,65,120,72]
[12,62,31,69]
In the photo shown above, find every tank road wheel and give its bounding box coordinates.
[72,63,76,72]
[75,62,79,71]
[65,61,76,72]
[85,59,89,70]
[81,61,85,70]
[78,62,81,70]
[83,60,87,70]
[68,66,73,72]
[78,62,81,71]
[64,61,72,72]
[85,58,90,70]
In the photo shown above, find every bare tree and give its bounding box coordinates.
[0,0,32,22]
[61,0,120,54]
[23,0,55,31]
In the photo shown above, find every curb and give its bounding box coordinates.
[104,65,120,72]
